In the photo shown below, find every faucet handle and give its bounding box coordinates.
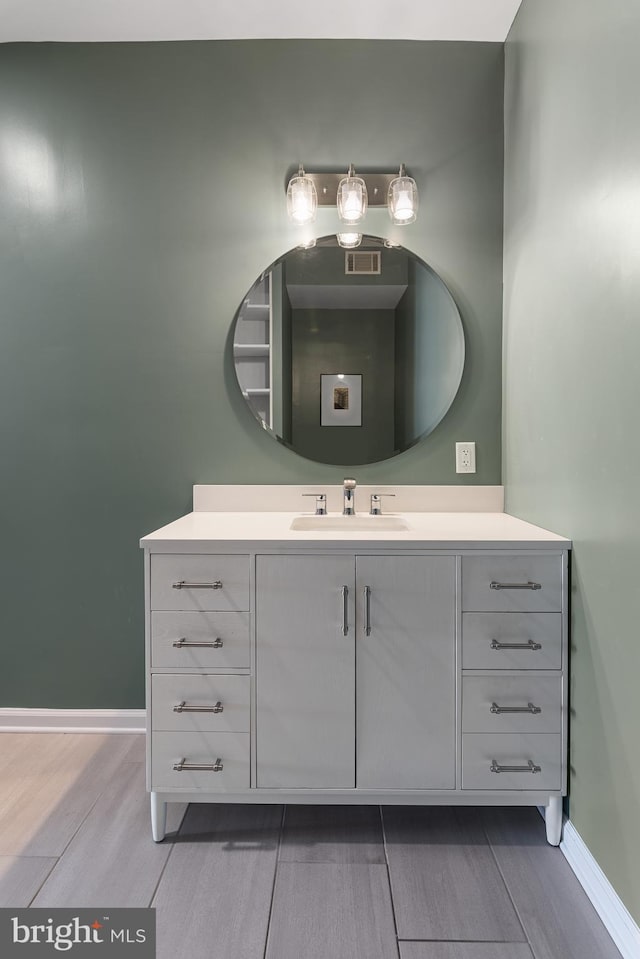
[302,493,327,515]
[370,493,395,516]
[343,477,357,490]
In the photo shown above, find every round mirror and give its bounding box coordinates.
[232,235,465,466]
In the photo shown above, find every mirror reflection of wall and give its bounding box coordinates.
[232,236,465,466]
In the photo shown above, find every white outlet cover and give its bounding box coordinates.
[456,442,476,473]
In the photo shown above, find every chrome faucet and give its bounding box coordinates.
[342,477,356,515]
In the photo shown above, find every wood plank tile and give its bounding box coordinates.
[0,733,147,857]
[279,804,385,863]
[399,944,534,959]
[153,803,282,959]
[266,862,399,959]
[0,734,33,765]
[0,856,57,906]
[32,763,185,907]
[119,734,146,763]
[383,806,525,942]
[483,807,622,959]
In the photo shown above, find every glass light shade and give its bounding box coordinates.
[287,170,317,225]
[388,173,418,225]
[337,174,367,224]
[298,237,316,250]
[336,232,362,249]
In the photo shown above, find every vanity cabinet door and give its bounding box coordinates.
[255,554,356,788]
[356,555,456,789]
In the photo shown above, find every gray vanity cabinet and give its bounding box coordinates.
[143,518,569,846]
[256,554,356,788]
[255,553,456,791]
[356,555,456,789]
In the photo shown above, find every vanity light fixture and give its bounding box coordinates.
[336,232,362,249]
[285,164,418,225]
[388,164,419,225]
[286,164,317,225]
[337,164,367,225]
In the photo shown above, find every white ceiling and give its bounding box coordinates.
[0,0,523,44]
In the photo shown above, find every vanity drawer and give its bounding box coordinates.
[151,611,250,669]
[462,555,563,613]
[151,731,250,791]
[152,674,250,733]
[462,733,562,790]
[150,554,250,612]
[462,612,563,669]
[462,676,561,733]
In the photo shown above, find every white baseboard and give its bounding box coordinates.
[561,819,640,959]
[0,708,146,734]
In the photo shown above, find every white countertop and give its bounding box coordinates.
[140,511,571,551]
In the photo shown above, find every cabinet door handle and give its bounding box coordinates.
[490,580,541,591]
[491,639,542,651]
[341,585,349,636]
[173,638,223,649]
[490,702,541,715]
[363,586,372,636]
[172,580,223,590]
[173,701,223,714]
[490,759,541,774]
[173,757,223,772]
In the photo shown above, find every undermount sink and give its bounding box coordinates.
[290,514,409,532]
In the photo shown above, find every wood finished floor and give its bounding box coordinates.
[0,733,622,959]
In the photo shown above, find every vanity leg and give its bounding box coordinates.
[545,795,563,846]
[150,792,167,842]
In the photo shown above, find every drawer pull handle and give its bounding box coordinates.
[363,586,372,636]
[490,759,541,774]
[490,702,542,715]
[173,757,223,772]
[491,639,542,651]
[173,638,224,649]
[173,701,223,714]
[490,580,541,591]
[172,580,223,590]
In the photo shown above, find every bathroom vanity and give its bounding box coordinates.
[140,485,570,845]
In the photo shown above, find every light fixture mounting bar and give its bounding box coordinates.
[299,171,397,207]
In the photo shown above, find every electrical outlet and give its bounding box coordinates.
[456,442,476,474]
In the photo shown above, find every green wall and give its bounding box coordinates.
[504,0,640,923]
[0,40,504,708]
